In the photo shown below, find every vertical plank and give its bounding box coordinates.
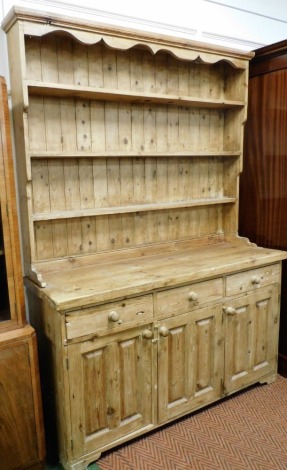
[106,342,121,429]
[105,102,119,152]
[107,154,122,250]
[88,43,104,88]
[116,49,131,91]
[83,349,107,434]
[120,158,134,247]
[60,98,77,153]
[40,36,58,83]
[44,97,62,152]
[25,36,42,80]
[189,62,200,98]
[79,158,97,254]
[199,64,210,100]
[34,221,53,260]
[142,50,155,93]
[118,103,132,152]
[76,100,91,152]
[233,306,248,374]
[51,219,68,258]
[254,300,268,366]
[28,96,46,152]
[155,53,167,94]
[64,160,82,255]
[31,160,50,214]
[59,98,77,256]
[57,37,74,85]
[130,49,143,92]
[196,318,212,390]
[103,47,118,89]
[167,54,179,95]
[90,101,106,152]
[119,339,138,419]
[73,42,89,87]
[168,327,185,403]
[178,60,190,96]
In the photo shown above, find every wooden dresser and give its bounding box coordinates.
[0,76,45,469]
[2,7,287,470]
[239,40,287,377]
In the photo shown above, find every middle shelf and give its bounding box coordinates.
[32,197,237,221]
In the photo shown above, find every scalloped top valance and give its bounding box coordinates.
[2,6,254,69]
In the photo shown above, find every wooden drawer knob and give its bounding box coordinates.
[108,310,120,322]
[251,275,261,285]
[159,326,170,337]
[142,329,153,339]
[188,291,198,301]
[226,307,236,316]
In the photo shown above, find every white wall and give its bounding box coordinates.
[1,0,287,83]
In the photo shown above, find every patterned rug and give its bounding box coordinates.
[97,375,287,470]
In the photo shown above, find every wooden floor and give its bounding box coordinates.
[97,375,287,469]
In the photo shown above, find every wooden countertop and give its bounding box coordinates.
[25,241,287,312]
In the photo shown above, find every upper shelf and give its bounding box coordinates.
[26,81,245,109]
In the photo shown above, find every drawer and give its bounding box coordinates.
[66,294,153,340]
[225,263,280,297]
[156,278,223,317]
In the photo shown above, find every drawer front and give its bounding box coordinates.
[156,278,223,317]
[225,263,280,297]
[66,295,153,340]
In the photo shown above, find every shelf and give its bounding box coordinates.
[29,150,241,159]
[26,81,245,109]
[32,197,237,222]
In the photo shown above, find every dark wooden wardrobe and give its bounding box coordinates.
[239,40,287,376]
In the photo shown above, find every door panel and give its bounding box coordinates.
[224,286,279,393]
[68,325,153,457]
[157,304,223,423]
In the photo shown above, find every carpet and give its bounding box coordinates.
[97,375,287,469]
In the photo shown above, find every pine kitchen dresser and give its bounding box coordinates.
[2,7,287,470]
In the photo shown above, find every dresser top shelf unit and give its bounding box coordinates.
[2,7,258,289]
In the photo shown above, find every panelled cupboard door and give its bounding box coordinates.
[157,305,223,423]
[224,286,279,394]
[67,325,153,458]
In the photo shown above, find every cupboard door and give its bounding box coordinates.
[224,286,279,394]
[68,325,154,458]
[157,304,223,423]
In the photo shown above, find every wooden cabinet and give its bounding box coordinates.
[238,40,287,376]
[2,7,287,470]
[0,76,45,468]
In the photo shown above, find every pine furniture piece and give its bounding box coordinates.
[2,7,287,470]
[239,40,287,377]
[0,76,45,469]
